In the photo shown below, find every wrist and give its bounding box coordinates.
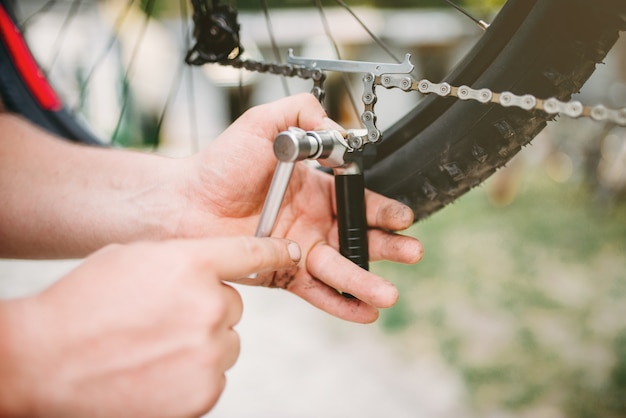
[55,149,195,253]
[172,155,237,239]
[123,155,193,242]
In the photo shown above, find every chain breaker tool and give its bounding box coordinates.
[254,128,369,291]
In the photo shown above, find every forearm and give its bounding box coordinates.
[0,113,188,258]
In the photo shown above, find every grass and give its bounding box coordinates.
[373,161,626,417]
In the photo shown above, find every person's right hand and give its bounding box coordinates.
[0,236,301,418]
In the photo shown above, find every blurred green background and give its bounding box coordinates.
[375,129,626,416]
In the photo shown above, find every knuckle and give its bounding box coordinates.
[206,295,229,323]
[191,374,226,416]
[241,237,271,270]
[204,285,242,326]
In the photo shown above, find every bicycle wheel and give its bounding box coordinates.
[1,0,624,220]
[0,0,102,145]
[364,0,626,220]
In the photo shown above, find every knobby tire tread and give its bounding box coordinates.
[364,0,626,221]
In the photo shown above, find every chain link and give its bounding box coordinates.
[406,77,626,125]
[221,58,626,148]
[373,74,626,147]
[221,58,326,101]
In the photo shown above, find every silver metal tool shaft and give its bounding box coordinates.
[255,161,295,238]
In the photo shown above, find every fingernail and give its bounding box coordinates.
[288,241,301,262]
[401,205,415,224]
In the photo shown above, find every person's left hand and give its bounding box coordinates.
[176,93,424,324]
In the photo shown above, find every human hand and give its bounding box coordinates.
[177,93,424,324]
[0,237,300,418]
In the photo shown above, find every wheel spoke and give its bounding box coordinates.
[260,0,290,96]
[151,0,197,152]
[111,0,156,143]
[20,0,57,28]
[182,0,200,152]
[332,0,401,64]
[314,0,361,125]
[48,0,82,71]
[74,0,136,112]
[443,0,490,30]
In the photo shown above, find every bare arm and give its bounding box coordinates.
[0,112,187,258]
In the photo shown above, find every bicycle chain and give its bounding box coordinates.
[361,73,626,149]
[382,74,626,125]
[221,58,327,102]
[221,58,626,149]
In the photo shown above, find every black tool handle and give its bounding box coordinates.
[335,172,369,272]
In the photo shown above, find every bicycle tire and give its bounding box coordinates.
[0,0,625,220]
[365,0,626,220]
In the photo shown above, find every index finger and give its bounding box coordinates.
[185,236,302,281]
[237,93,335,139]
